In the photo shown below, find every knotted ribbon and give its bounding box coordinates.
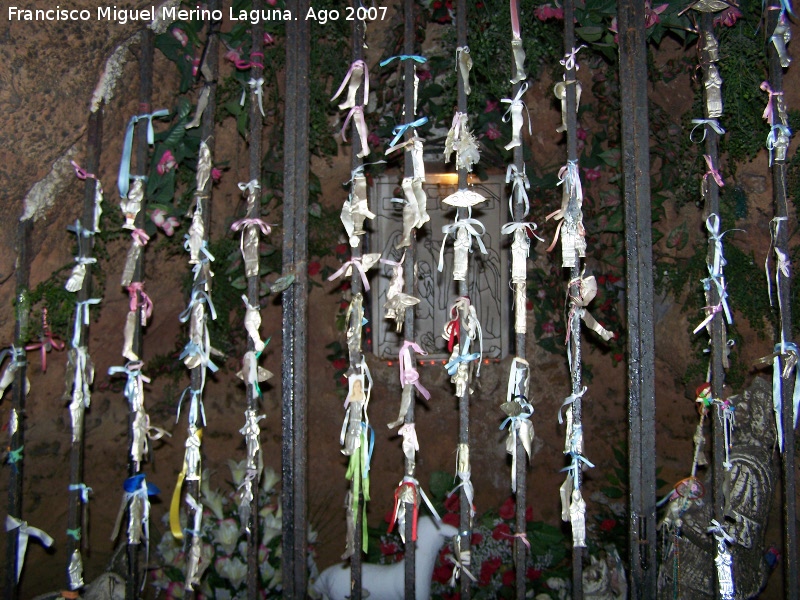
[341,105,370,158]
[379,54,427,67]
[689,118,726,143]
[388,475,440,543]
[501,221,544,245]
[118,109,169,198]
[176,387,207,427]
[399,340,431,400]
[331,59,369,109]
[439,217,488,272]
[5,516,53,582]
[72,298,101,347]
[108,361,150,405]
[500,404,533,492]
[703,154,724,187]
[560,45,587,72]
[237,178,260,197]
[131,228,150,247]
[560,452,595,489]
[506,164,530,218]
[241,78,265,117]
[70,161,97,181]
[388,117,429,149]
[397,422,419,462]
[760,81,783,125]
[557,386,588,425]
[179,288,217,323]
[328,256,373,291]
[127,282,154,325]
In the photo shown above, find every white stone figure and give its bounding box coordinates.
[510,39,527,84]
[704,64,723,119]
[315,518,458,600]
[187,210,205,265]
[196,141,212,192]
[120,178,143,230]
[242,296,266,352]
[554,80,582,134]
[569,488,587,548]
[772,14,792,69]
[122,311,139,362]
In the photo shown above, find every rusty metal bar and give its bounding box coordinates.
[245,3,264,597]
[562,1,585,597]
[183,7,219,599]
[766,3,798,597]
[281,0,311,595]
[5,218,32,600]
[508,0,528,596]
[401,0,418,597]
[617,0,657,596]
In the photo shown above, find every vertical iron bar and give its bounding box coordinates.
[455,2,472,599]
[5,218,32,600]
[562,0,584,597]
[183,8,219,599]
[348,4,366,599]
[282,1,310,595]
[125,29,154,599]
[767,4,798,597]
[402,1,418,597]
[246,3,264,597]
[65,105,103,595]
[617,0,657,596]
[699,13,726,568]
[509,0,527,596]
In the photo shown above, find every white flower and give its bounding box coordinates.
[214,518,242,555]
[261,511,282,546]
[216,556,248,590]
[261,467,280,493]
[227,459,248,487]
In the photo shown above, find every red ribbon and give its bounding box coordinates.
[388,482,419,542]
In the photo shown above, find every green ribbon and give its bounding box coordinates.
[66,527,81,541]
[7,445,23,464]
[345,427,371,550]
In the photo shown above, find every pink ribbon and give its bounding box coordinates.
[502,531,531,550]
[399,340,431,400]
[327,257,371,291]
[131,228,150,246]
[760,81,783,125]
[330,59,369,104]
[341,105,365,142]
[236,52,264,70]
[703,155,724,188]
[230,217,272,236]
[70,160,96,180]
[127,282,154,325]
[25,333,64,373]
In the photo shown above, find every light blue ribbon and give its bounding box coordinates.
[388,117,429,148]
[179,341,219,374]
[179,288,217,323]
[560,452,594,489]
[176,387,207,427]
[690,118,726,143]
[702,272,733,325]
[67,219,96,239]
[445,350,481,376]
[118,109,170,198]
[108,362,148,403]
[772,342,800,452]
[764,0,796,18]
[69,483,92,503]
[184,236,216,264]
[72,298,101,347]
[380,54,427,67]
[0,346,26,368]
[7,445,23,465]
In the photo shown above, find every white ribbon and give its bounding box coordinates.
[6,515,54,582]
[505,164,530,218]
[439,217,488,272]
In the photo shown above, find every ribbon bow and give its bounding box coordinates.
[69,483,93,504]
[341,105,370,158]
[179,288,217,323]
[501,81,531,124]
[439,217,488,272]
[327,256,374,291]
[557,386,588,425]
[389,117,429,149]
[118,109,170,198]
[506,164,530,218]
[560,452,595,488]
[760,81,783,125]
[5,516,54,582]
[108,361,151,404]
[242,78,265,117]
[501,221,544,245]
[331,59,369,108]
[177,387,207,427]
[399,340,431,400]
[707,519,735,545]
[127,282,154,325]
[690,118,726,143]
[131,228,150,247]
[237,179,260,196]
[379,54,427,67]
[70,160,97,181]
[230,217,272,236]
[560,45,587,72]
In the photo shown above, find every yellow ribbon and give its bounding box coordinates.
[169,428,203,540]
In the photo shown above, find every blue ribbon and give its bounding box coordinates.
[123,473,159,496]
[73,298,101,347]
[179,288,217,323]
[179,341,219,374]
[7,445,23,465]
[184,236,216,264]
[388,117,429,149]
[108,362,147,402]
[445,350,481,376]
[362,423,375,479]
[559,452,595,488]
[118,109,170,198]
[69,483,92,503]
[0,346,26,368]
[379,54,427,67]
[690,118,726,143]
[67,219,96,239]
[176,387,207,426]
[66,528,81,541]
[772,342,800,452]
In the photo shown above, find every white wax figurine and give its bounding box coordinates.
[554,81,582,134]
[396,177,421,249]
[569,488,587,548]
[456,46,472,96]
[514,283,526,334]
[411,138,426,180]
[242,296,266,352]
[560,473,573,522]
[187,210,205,265]
[68,550,84,590]
[444,112,480,172]
[511,228,529,284]
[65,262,87,293]
[772,126,791,163]
[412,178,430,226]
[122,311,139,361]
[184,427,202,480]
[120,178,143,230]
[242,225,259,277]
[69,394,84,443]
[560,211,587,269]
[93,180,104,233]
[702,32,720,63]
[341,174,375,247]
[452,226,471,282]
[196,141,212,192]
[315,517,458,600]
[510,39,527,84]
[334,61,365,110]
[120,242,141,288]
[383,256,420,333]
[448,344,469,397]
[346,294,364,356]
[704,64,723,119]
[772,16,792,69]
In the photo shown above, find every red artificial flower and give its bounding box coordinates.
[644,2,668,28]
[433,563,454,583]
[527,567,542,581]
[583,166,602,182]
[492,522,511,541]
[714,6,742,27]
[576,127,588,141]
[502,569,516,587]
[442,512,460,527]
[444,493,460,513]
[335,243,349,255]
[484,99,499,113]
[307,261,321,276]
[417,69,432,81]
[331,357,347,371]
[613,353,624,363]
[526,505,533,522]
[542,321,556,335]
[479,556,502,586]
[499,497,516,521]
[526,300,534,311]
[600,518,617,532]
[380,540,400,556]
[534,4,564,21]
[211,167,222,182]
[471,532,484,546]
[368,131,381,148]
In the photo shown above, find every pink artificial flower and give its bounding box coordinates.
[484,99,499,113]
[417,69,432,81]
[367,131,381,148]
[172,28,189,47]
[583,166,602,181]
[211,167,222,182]
[485,122,502,140]
[267,0,277,4]
[156,150,177,175]
[225,48,242,64]
[534,4,564,21]
[542,321,556,334]
[714,6,742,27]
[191,55,200,77]
[576,127,588,141]
[264,32,275,45]
[644,2,668,28]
